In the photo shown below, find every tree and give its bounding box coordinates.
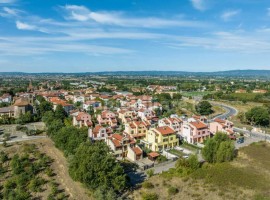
[69,141,127,192]
[38,101,53,116]
[202,132,235,163]
[216,141,235,163]
[54,105,67,122]
[245,106,269,127]
[195,101,213,115]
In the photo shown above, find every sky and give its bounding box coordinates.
[0,0,270,72]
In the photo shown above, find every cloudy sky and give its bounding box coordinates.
[0,0,270,72]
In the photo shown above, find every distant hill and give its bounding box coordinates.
[0,70,270,78]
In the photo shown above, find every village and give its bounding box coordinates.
[0,80,238,171]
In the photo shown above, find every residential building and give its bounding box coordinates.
[209,118,234,135]
[88,125,113,140]
[72,111,92,128]
[106,133,137,159]
[124,120,150,139]
[97,110,118,127]
[143,126,179,152]
[182,120,210,144]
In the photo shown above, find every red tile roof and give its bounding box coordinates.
[190,121,208,129]
[155,126,175,135]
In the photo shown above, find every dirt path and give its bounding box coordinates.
[35,138,92,200]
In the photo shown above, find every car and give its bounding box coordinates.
[237,137,244,144]
[183,155,189,159]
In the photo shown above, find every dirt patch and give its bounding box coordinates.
[35,138,92,200]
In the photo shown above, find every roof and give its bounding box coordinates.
[214,118,226,124]
[190,121,208,129]
[112,134,123,141]
[13,98,29,106]
[148,152,160,158]
[155,126,175,135]
[0,106,14,113]
[132,147,142,155]
[93,125,104,133]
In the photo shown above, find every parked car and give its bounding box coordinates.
[237,137,244,144]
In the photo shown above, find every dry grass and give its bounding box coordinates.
[131,142,270,200]
[0,138,91,200]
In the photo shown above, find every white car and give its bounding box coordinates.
[183,155,189,159]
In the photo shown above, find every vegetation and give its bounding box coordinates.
[41,104,128,196]
[133,142,270,200]
[195,101,213,115]
[0,144,68,200]
[69,141,127,193]
[202,133,235,163]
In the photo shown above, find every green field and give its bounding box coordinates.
[181,91,215,97]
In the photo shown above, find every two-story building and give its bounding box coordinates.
[182,120,210,144]
[143,126,179,152]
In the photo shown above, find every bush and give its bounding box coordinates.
[142,181,154,189]
[146,169,154,178]
[167,186,179,195]
[141,192,159,200]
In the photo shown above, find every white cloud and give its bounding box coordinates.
[190,0,206,11]
[16,20,37,30]
[0,7,22,17]
[62,5,206,28]
[221,10,241,21]
[267,8,270,16]
[167,31,270,53]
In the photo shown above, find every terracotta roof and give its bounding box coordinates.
[132,147,142,156]
[111,139,122,148]
[112,134,123,141]
[214,118,226,124]
[190,121,208,129]
[155,126,175,135]
[148,152,160,158]
[93,125,103,133]
[13,98,29,106]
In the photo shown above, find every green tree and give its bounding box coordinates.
[69,141,127,192]
[202,132,235,163]
[216,141,235,162]
[245,106,269,127]
[54,105,67,122]
[195,101,213,115]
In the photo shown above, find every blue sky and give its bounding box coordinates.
[0,0,270,72]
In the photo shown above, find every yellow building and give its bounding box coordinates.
[124,121,150,139]
[144,126,179,152]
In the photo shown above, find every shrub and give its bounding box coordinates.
[142,181,154,189]
[146,169,154,178]
[141,192,159,200]
[168,186,179,195]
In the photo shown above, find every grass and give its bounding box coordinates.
[181,91,215,97]
[169,149,185,157]
[132,142,270,200]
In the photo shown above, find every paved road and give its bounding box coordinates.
[0,135,47,144]
[211,102,270,144]
[210,102,238,120]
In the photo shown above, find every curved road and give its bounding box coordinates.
[211,102,270,142]
[210,102,238,121]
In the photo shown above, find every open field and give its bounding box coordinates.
[0,138,91,200]
[181,91,215,97]
[131,142,270,200]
